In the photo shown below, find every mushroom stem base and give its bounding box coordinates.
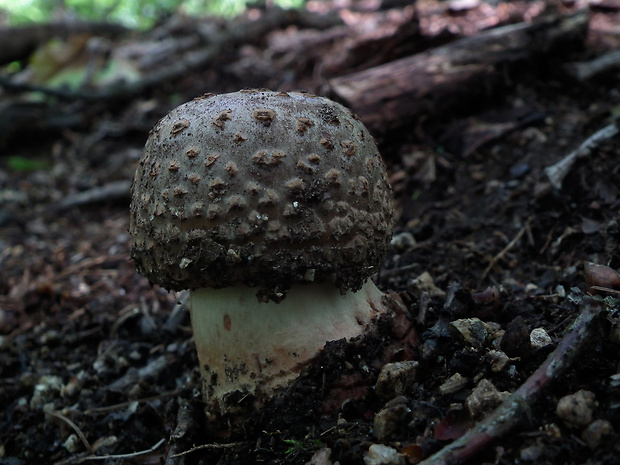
[190,280,387,416]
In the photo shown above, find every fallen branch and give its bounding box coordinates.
[418,296,606,465]
[55,180,131,210]
[0,7,342,101]
[566,49,620,81]
[544,120,620,189]
[327,11,589,134]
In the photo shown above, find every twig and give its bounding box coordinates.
[589,286,620,295]
[84,389,179,415]
[544,121,619,189]
[418,296,605,465]
[56,254,127,280]
[47,410,94,454]
[478,224,527,285]
[566,50,620,81]
[55,180,131,210]
[172,441,248,457]
[54,438,165,465]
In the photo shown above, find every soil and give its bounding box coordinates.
[1,2,620,465]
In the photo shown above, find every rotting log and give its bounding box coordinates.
[326,11,590,135]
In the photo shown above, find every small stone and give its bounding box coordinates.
[529,327,552,349]
[373,396,410,441]
[519,445,543,462]
[465,379,508,419]
[30,375,64,409]
[487,349,510,372]
[581,419,613,449]
[500,316,530,358]
[305,447,333,465]
[449,318,488,349]
[438,373,468,396]
[363,444,405,465]
[408,271,445,298]
[556,390,597,428]
[390,232,416,251]
[63,434,81,453]
[375,361,418,400]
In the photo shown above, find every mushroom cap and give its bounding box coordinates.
[129,90,394,296]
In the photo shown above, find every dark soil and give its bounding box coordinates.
[1,2,620,465]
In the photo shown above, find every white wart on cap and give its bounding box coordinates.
[129,89,395,416]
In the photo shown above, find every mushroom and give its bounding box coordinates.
[129,89,395,416]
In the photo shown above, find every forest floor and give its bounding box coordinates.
[1,1,620,464]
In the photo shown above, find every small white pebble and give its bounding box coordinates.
[64,434,81,453]
[530,327,552,349]
[363,444,405,465]
[305,447,333,465]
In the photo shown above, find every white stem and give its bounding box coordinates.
[190,279,387,414]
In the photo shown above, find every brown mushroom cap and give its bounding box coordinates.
[129,90,394,296]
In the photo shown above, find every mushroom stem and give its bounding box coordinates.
[190,279,387,414]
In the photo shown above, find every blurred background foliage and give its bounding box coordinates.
[0,0,306,29]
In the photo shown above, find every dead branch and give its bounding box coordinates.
[55,180,131,210]
[0,7,342,101]
[544,119,620,189]
[327,11,590,134]
[566,49,620,81]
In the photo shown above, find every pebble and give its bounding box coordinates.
[408,271,445,298]
[487,349,510,372]
[529,327,553,349]
[556,390,597,428]
[581,419,613,449]
[519,444,543,462]
[63,434,81,453]
[438,373,468,396]
[29,375,64,409]
[305,447,333,465]
[465,378,508,419]
[375,361,418,400]
[500,316,530,358]
[373,396,410,441]
[390,232,416,251]
[363,444,405,465]
[449,318,488,349]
